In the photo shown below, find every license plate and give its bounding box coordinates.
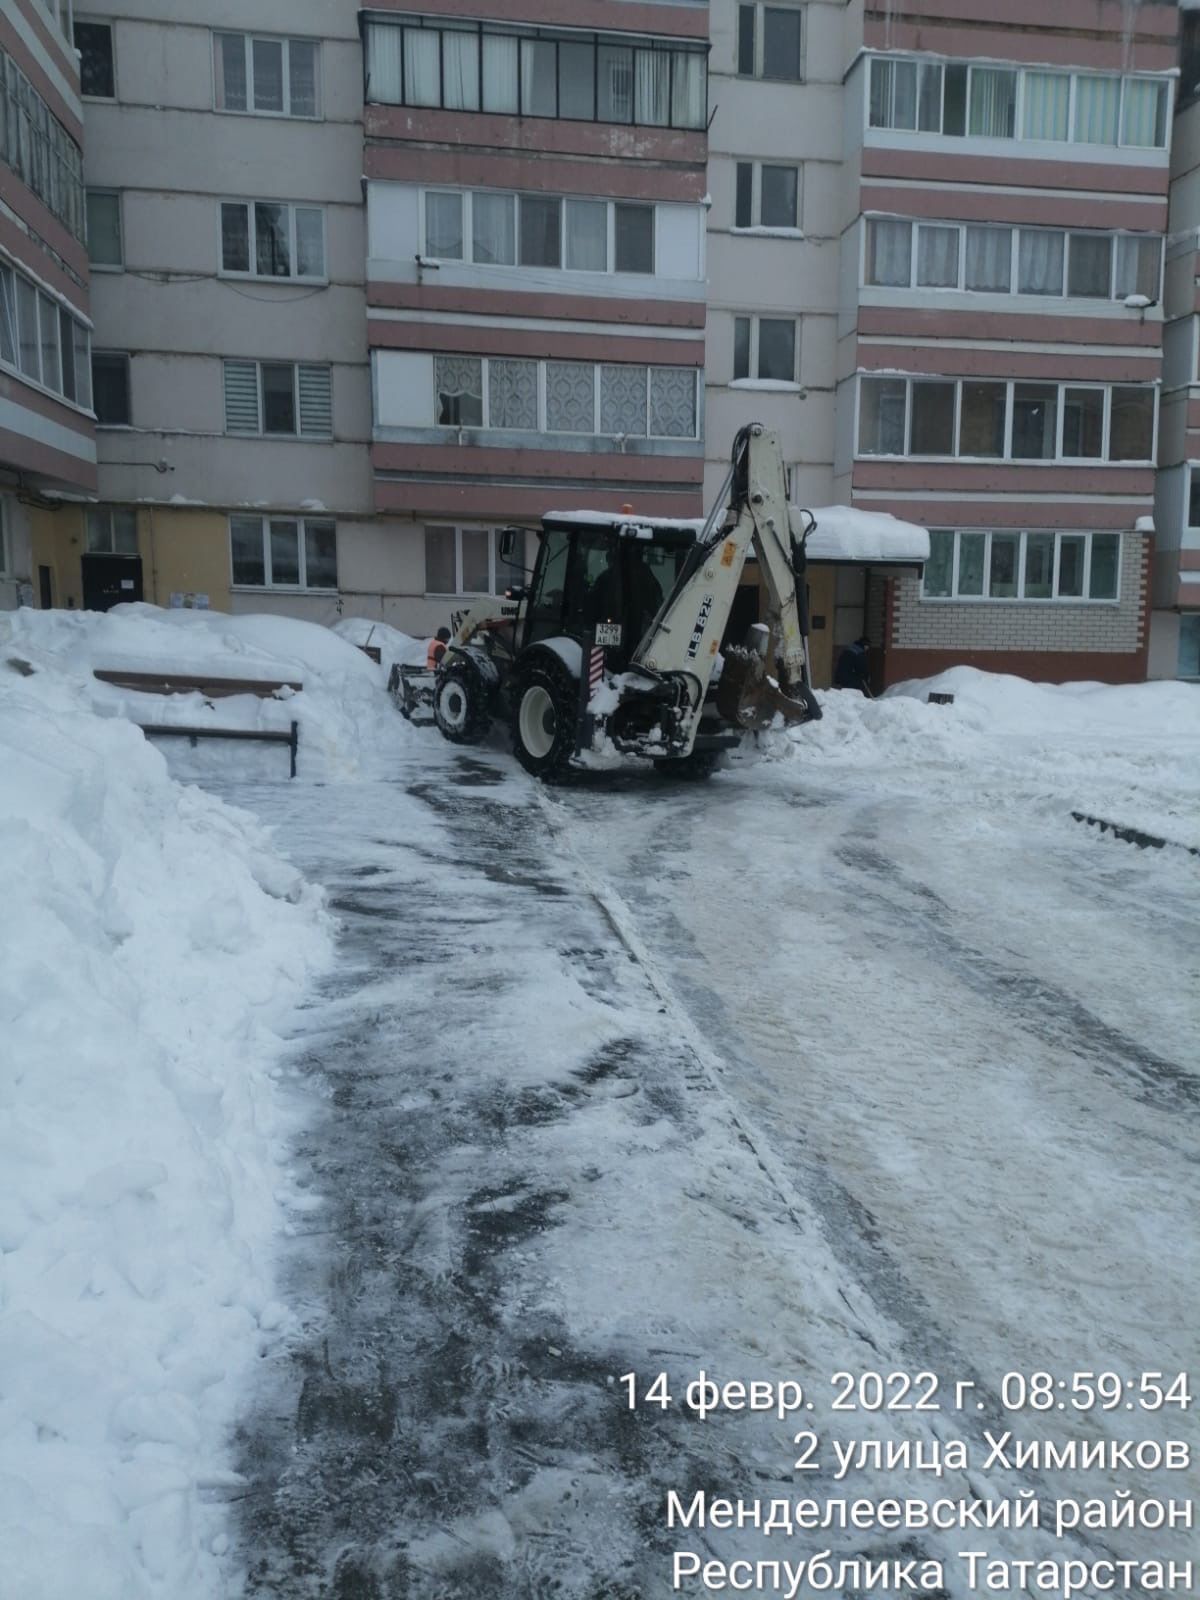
[595,622,622,647]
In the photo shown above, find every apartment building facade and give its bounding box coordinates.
[835,0,1176,688]
[361,0,710,639]
[0,0,95,609]
[28,1,370,619]
[1153,6,1200,682]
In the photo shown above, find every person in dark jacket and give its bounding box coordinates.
[834,635,873,695]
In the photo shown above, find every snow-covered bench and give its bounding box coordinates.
[92,668,303,777]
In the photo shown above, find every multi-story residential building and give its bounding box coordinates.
[0,0,95,610]
[360,0,711,639]
[836,0,1176,688]
[1152,6,1200,681]
[30,3,370,619]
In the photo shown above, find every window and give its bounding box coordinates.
[868,55,1169,149]
[86,190,122,268]
[922,529,1122,602]
[74,20,115,99]
[85,508,138,554]
[1,267,88,405]
[738,5,803,83]
[1,49,86,239]
[220,202,326,279]
[424,526,512,595]
[735,163,800,230]
[1177,614,1200,679]
[428,354,698,438]
[230,516,338,590]
[223,361,332,436]
[214,34,320,118]
[857,376,1156,463]
[733,316,796,382]
[614,204,654,273]
[92,352,130,425]
[425,188,669,277]
[364,19,706,130]
[862,215,1160,304]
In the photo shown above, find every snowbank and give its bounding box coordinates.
[766,666,1200,852]
[0,650,333,1598]
[332,615,427,676]
[2,605,416,781]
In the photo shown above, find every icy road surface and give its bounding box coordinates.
[222,740,1199,1599]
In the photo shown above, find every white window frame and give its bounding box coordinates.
[921,528,1121,604]
[423,525,512,597]
[213,32,321,120]
[867,55,1170,149]
[85,506,139,555]
[1,259,90,411]
[85,187,123,270]
[218,200,327,282]
[224,359,333,438]
[432,354,700,440]
[229,515,338,591]
[420,188,659,277]
[737,3,805,84]
[732,314,799,384]
[74,17,116,102]
[733,161,801,232]
[861,215,1163,304]
[856,375,1157,464]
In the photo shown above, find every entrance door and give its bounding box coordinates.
[82,554,143,611]
[38,565,54,609]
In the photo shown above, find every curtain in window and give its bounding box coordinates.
[472,192,515,264]
[650,367,697,437]
[1018,230,1064,295]
[1073,75,1120,144]
[1022,72,1069,141]
[288,41,319,118]
[858,378,906,455]
[867,219,911,287]
[435,356,483,426]
[634,50,670,126]
[600,365,648,435]
[565,200,607,271]
[295,209,324,277]
[598,45,633,122]
[1115,236,1160,300]
[425,192,463,259]
[671,51,705,129]
[482,35,518,112]
[968,69,1015,138]
[255,203,290,276]
[520,40,556,116]
[917,225,959,287]
[404,29,440,107]
[1121,79,1164,148]
[545,362,595,432]
[964,226,1011,291]
[442,30,480,111]
[558,42,594,120]
[488,359,537,429]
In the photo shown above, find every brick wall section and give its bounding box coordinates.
[891,532,1148,656]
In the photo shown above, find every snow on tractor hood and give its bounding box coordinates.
[795,504,930,565]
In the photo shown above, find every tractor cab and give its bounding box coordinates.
[507,514,701,669]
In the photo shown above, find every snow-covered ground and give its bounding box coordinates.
[1,606,1196,1599]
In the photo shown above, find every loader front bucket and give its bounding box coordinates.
[716,647,821,731]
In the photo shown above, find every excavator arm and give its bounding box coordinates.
[622,424,821,755]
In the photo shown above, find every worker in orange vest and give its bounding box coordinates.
[426,627,451,670]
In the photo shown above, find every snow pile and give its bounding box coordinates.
[799,504,930,564]
[332,615,428,676]
[0,649,333,1597]
[2,605,415,781]
[768,666,1200,851]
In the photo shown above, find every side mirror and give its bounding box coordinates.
[498,526,521,564]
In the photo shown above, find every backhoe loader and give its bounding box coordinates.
[392,424,822,780]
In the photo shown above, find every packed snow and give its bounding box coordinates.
[800,504,930,564]
[1,597,1196,1597]
[0,624,335,1598]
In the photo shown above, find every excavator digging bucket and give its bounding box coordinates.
[717,646,820,731]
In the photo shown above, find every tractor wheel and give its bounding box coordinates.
[511,658,578,782]
[433,660,492,744]
[653,750,720,782]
